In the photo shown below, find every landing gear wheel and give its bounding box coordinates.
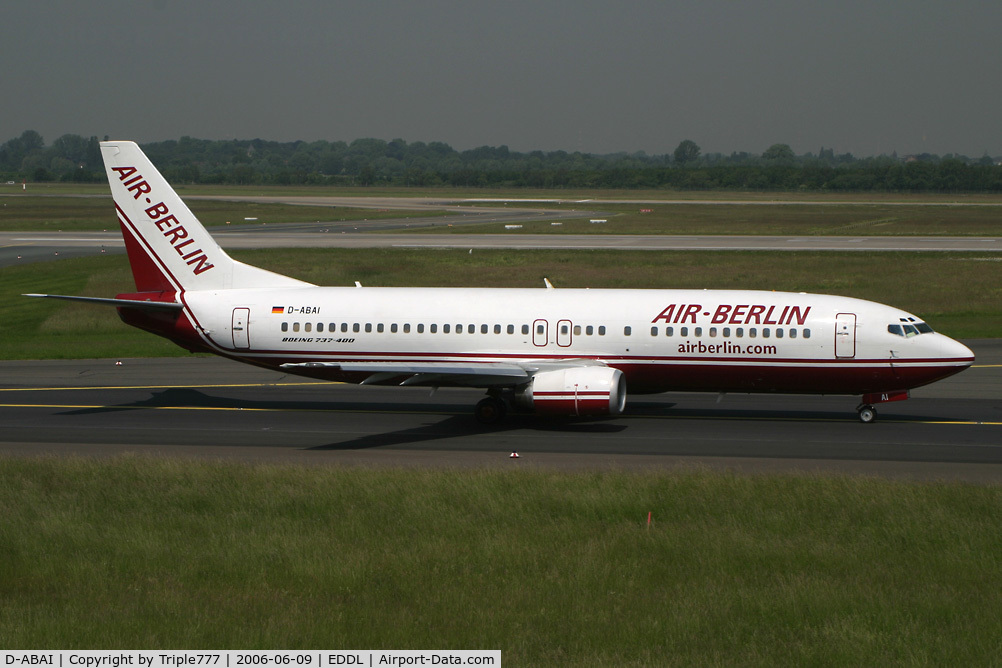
[475,397,507,424]
[857,405,876,423]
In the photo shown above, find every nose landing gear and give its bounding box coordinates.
[855,390,908,423]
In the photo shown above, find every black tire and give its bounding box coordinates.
[858,405,876,423]
[475,397,506,424]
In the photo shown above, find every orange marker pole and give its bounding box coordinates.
[647,511,652,529]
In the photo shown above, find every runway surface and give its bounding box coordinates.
[1,340,1000,482]
[4,192,1001,267]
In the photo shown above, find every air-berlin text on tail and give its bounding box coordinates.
[110,166,215,276]
[652,303,811,326]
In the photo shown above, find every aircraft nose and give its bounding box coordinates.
[939,334,975,366]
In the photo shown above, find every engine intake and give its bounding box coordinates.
[515,366,626,416]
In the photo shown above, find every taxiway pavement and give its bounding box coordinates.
[1,341,999,482]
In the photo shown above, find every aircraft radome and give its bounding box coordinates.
[26,142,974,424]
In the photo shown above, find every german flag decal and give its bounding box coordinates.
[272,306,285,314]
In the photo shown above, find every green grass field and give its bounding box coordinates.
[2,248,998,360]
[4,189,1002,235]
[0,196,439,232]
[1,456,1000,664]
[413,202,1002,236]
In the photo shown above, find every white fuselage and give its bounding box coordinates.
[174,286,972,396]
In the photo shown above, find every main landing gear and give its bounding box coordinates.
[475,395,508,424]
[856,404,877,424]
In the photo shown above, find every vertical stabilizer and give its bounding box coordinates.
[101,141,311,292]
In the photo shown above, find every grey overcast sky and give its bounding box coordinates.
[2,1,1000,157]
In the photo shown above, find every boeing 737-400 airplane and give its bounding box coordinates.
[26,142,974,423]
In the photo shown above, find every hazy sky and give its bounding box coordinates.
[3,1,1000,157]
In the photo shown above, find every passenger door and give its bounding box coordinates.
[834,313,856,358]
[232,307,250,349]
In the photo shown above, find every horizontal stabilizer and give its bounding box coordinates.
[23,294,184,311]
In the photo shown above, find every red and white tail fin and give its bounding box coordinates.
[101,141,312,293]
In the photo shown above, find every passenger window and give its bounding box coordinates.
[468,324,475,333]
[561,324,569,334]
[304,323,312,332]
[403,324,410,333]
[494,324,501,334]
[736,327,743,337]
[507,325,514,334]
[353,323,360,333]
[789,328,796,339]
[391,324,398,333]
[573,325,581,336]
[776,328,783,339]
[666,327,673,337]
[341,323,348,333]
[695,327,702,337]
[281,322,288,332]
[328,323,335,331]
[317,323,324,332]
[481,324,488,334]
[709,327,717,337]
[377,323,384,333]
[430,324,437,333]
[749,328,756,338]
[804,329,811,339]
[763,328,770,338]
[586,325,594,335]
[537,324,544,334]
[456,324,462,333]
[681,327,688,337]
[365,323,372,333]
[651,326,658,336]
[443,324,450,333]
[417,324,424,333]
[624,326,632,336]
[293,322,300,332]
[522,324,530,335]
[598,326,606,336]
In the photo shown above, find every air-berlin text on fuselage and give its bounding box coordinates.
[110,166,215,276]
[652,303,811,326]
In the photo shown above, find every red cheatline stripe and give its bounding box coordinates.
[232,350,969,370]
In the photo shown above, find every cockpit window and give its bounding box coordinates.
[889,320,934,337]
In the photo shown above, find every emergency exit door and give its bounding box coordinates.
[834,312,856,358]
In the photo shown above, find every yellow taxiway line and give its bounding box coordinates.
[0,401,999,425]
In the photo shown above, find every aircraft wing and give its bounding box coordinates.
[280,359,612,388]
[281,360,531,387]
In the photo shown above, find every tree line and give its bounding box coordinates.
[2,129,1001,192]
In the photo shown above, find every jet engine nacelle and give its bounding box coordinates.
[515,366,626,416]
